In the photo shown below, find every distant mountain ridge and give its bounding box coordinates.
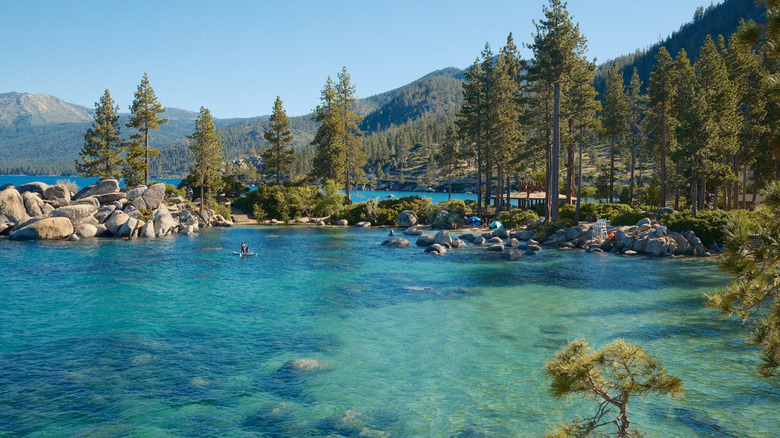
[0,92,93,126]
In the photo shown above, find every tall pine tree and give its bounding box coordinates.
[626,68,646,203]
[335,67,365,201]
[647,47,677,208]
[76,89,125,180]
[529,0,587,221]
[188,107,224,213]
[262,96,294,185]
[126,73,168,186]
[601,62,629,204]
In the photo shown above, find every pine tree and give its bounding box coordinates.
[727,21,770,210]
[647,47,677,208]
[76,89,124,180]
[311,77,345,183]
[626,68,647,203]
[529,0,587,221]
[563,58,601,222]
[601,62,629,203]
[126,73,168,186]
[262,96,294,185]
[188,107,225,213]
[456,59,486,218]
[439,124,459,200]
[545,337,683,438]
[335,67,366,201]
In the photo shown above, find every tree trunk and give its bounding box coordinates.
[617,405,631,438]
[551,82,561,221]
[477,134,482,219]
[609,136,615,204]
[691,158,698,218]
[674,163,680,210]
[660,103,667,208]
[575,134,583,223]
[144,129,150,185]
[567,118,575,204]
[629,142,635,204]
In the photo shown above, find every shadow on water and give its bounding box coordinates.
[665,407,741,437]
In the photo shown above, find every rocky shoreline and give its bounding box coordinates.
[0,179,232,241]
[380,209,716,258]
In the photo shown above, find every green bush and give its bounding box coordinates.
[436,199,468,217]
[610,211,646,226]
[165,184,185,198]
[209,201,232,221]
[661,209,757,245]
[235,183,321,222]
[499,209,539,229]
[531,221,557,241]
[336,203,368,224]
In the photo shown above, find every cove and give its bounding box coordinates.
[0,226,778,436]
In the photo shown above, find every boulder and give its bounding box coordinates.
[0,187,29,223]
[131,196,147,210]
[632,237,647,253]
[458,233,476,242]
[73,179,119,200]
[67,233,79,241]
[505,250,524,260]
[636,217,652,231]
[403,226,424,236]
[93,192,126,204]
[507,238,519,248]
[481,232,494,240]
[51,204,98,225]
[527,244,542,251]
[657,207,676,218]
[487,236,503,244]
[424,243,447,255]
[473,236,486,245]
[0,222,9,235]
[416,235,435,247]
[167,195,185,204]
[624,250,638,256]
[431,210,451,229]
[559,242,576,249]
[588,247,604,253]
[125,185,147,199]
[94,205,117,223]
[75,223,98,238]
[152,208,175,236]
[513,230,536,241]
[396,210,418,227]
[139,183,166,210]
[645,237,666,256]
[565,225,587,241]
[71,196,100,209]
[94,224,110,237]
[22,192,44,217]
[487,244,505,252]
[16,182,48,196]
[0,183,12,191]
[619,235,634,250]
[105,210,131,235]
[139,220,156,238]
[40,204,54,216]
[316,220,326,226]
[450,239,467,249]
[9,217,74,240]
[354,221,371,227]
[279,358,327,375]
[334,219,349,226]
[381,237,409,247]
[116,217,139,238]
[434,230,453,246]
[43,184,71,202]
[668,231,692,255]
[179,224,198,235]
[492,228,510,239]
[449,213,465,229]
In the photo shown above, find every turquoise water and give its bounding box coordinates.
[0,227,778,437]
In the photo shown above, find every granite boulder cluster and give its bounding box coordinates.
[0,179,232,241]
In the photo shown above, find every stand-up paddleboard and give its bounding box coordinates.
[233,251,257,257]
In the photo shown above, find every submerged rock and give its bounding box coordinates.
[381,237,409,247]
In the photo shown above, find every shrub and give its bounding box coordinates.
[56,179,78,193]
[315,179,345,217]
[436,199,468,217]
[165,184,185,198]
[235,183,321,221]
[531,221,557,241]
[661,209,757,245]
[610,211,646,226]
[499,209,539,229]
[209,201,232,221]
[253,204,267,221]
[336,203,368,224]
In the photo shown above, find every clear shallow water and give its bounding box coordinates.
[0,227,778,437]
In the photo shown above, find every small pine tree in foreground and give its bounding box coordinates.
[76,89,124,180]
[544,338,683,438]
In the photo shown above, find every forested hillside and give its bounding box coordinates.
[593,0,764,93]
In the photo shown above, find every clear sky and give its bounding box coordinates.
[2,1,721,118]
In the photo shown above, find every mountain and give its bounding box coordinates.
[593,0,765,93]
[0,92,93,126]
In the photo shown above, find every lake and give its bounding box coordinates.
[0,176,477,205]
[0,226,777,436]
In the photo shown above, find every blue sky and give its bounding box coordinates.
[2,1,722,118]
